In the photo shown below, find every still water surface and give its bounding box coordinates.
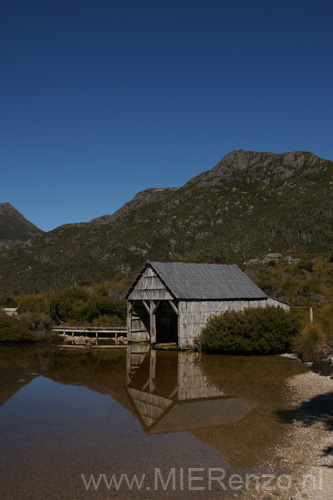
[0,345,307,499]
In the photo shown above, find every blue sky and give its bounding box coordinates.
[1,0,332,231]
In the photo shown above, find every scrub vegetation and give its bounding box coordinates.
[246,253,333,359]
[0,278,129,342]
[199,306,300,354]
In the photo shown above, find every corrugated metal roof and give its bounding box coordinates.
[126,260,267,300]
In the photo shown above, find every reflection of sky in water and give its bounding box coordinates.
[0,376,238,499]
[1,376,130,435]
[0,347,307,499]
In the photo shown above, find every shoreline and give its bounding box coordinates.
[241,367,333,499]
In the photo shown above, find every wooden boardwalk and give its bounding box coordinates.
[52,326,127,339]
[58,344,127,350]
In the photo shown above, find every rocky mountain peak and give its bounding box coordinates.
[0,203,43,250]
[186,150,327,187]
[0,202,19,218]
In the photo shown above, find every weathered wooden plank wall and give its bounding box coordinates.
[267,297,289,311]
[177,298,289,348]
[128,266,173,301]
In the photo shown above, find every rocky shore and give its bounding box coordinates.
[241,367,333,499]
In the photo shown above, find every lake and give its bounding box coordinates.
[0,344,307,499]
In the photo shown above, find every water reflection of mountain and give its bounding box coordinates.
[0,366,38,406]
[0,345,307,468]
[0,347,40,406]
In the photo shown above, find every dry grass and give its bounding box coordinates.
[293,322,327,361]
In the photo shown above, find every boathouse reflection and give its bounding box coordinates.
[126,345,256,434]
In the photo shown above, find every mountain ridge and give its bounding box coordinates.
[0,150,332,293]
[91,149,330,226]
[91,187,180,226]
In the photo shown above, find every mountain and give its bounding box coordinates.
[91,187,180,225]
[0,150,332,294]
[0,203,43,251]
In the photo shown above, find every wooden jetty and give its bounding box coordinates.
[58,344,127,350]
[52,326,127,349]
[52,326,127,339]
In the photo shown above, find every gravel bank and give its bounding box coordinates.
[241,369,333,499]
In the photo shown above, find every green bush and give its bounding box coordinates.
[49,286,126,325]
[49,287,90,322]
[20,311,53,332]
[297,260,313,273]
[0,294,17,308]
[199,306,300,354]
[0,313,32,342]
[92,315,124,327]
[17,294,50,314]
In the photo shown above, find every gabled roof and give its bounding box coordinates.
[125,260,267,300]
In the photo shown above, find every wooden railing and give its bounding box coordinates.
[52,326,127,338]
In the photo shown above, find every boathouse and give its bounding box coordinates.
[125,260,289,349]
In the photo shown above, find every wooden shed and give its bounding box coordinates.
[124,260,289,349]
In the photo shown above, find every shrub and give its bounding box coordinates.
[315,303,333,337]
[49,287,90,322]
[92,315,124,327]
[0,312,32,342]
[20,311,53,332]
[17,294,50,314]
[297,260,313,273]
[49,286,126,325]
[199,306,300,354]
[0,295,17,308]
[293,322,327,361]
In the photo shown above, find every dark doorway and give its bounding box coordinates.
[156,301,178,344]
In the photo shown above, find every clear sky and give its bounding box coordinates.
[1,0,332,232]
